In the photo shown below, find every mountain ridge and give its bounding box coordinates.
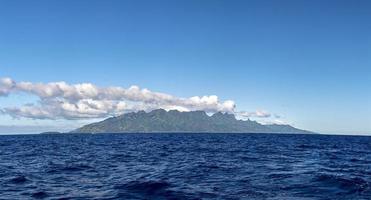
[71,109,313,134]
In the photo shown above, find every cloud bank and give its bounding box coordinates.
[0,77,277,121]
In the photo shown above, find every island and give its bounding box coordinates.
[71,109,313,134]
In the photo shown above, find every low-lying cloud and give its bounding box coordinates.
[0,77,241,119]
[237,110,271,118]
[0,77,279,122]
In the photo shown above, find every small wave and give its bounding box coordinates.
[9,175,28,184]
[63,164,93,172]
[114,180,199,199]
[46,163,94,173]
[197,163,221,169]
[314,174,369,193]
[31,191,48,199]
[115,180,171,193]
[267,172,293,179]
[296,144,316,149]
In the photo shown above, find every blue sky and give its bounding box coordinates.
[0,0,370,134]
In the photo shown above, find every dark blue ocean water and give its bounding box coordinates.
[0,133,370,200]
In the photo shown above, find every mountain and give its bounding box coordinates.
[71,109,313,134]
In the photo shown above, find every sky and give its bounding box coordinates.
[0,0,370,135]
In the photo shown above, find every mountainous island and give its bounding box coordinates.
[71,109,312,134]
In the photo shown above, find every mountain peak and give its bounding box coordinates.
[150,109,167,114]
[212,112,236,120]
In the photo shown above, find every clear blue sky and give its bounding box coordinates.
[0,0,370,134]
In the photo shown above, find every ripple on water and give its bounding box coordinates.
[45,162,94,174]
[114,179,200,199]
[313,174,370,194]
[31,191,48,199]
[9,175,28,184]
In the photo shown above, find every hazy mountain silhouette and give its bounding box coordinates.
[71,109,312,134]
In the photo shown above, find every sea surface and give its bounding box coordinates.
[0,133,370,200]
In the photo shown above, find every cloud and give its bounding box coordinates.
[0,77,284,123]
[237,110,271,118]
[258,119,288,125]
[0,77,15,96]
[0,77,244,120]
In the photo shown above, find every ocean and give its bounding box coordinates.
[0,133,370,200]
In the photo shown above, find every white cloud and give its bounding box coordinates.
[258,119,288,125]
[0,77,15,96]
[237,110,271,118]
[0,77,247,120]
[0,77,288,124]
